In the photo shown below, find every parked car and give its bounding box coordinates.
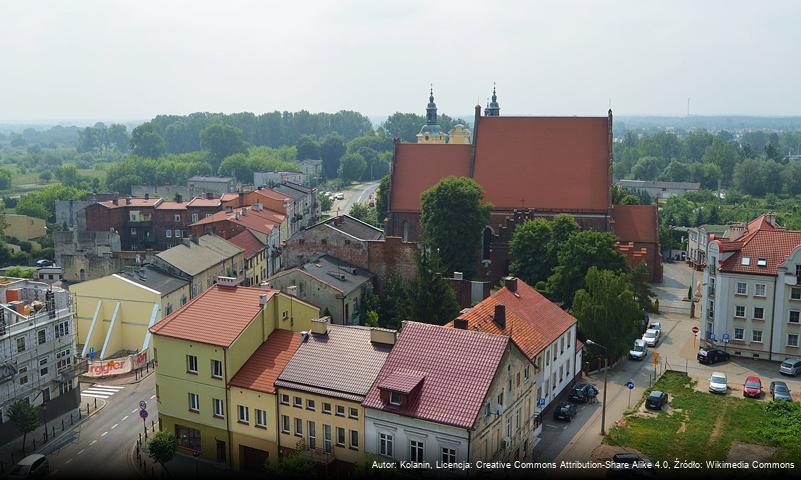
[334,192,345,200]
[708,372,728,394]
[770,381,792,401]
[608,453,657,479]
[629,339,647,361]
[9,454,49,479]
[648,322,662,334]
[645,391,668,410]
[642,329,659,347]
[780,358,801,376]
[743,376,763,398]
[35,259,53,268]
[569,382,597,403]
[697,347,730,365]
[553,401,578,421]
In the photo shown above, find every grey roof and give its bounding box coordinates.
[156,235,243,276]
[271,183,306,201]
[188,176,233,183]
[116,266,188,295]
[294,255,373,295]
[276,324,393,400]
[323,215,384,241]
[617,179,701,190]
[701,224,729,234]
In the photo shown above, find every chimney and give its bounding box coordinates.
[286,285,298,297]
[494,304,506,329]
[238,191,245,206]
[370,327,396,346]
[300,331,310,342]
[453,271,464,281]
[144,193,149,200]
[125,196,132,205]
[216,276,239,287]
[766,213,777,227]
[454,318,468,330]
[113,192,119,205]
[259,294,269,306]
[225,206,233,213]
[242,207,248,216]
[504,276,518,293]
[311,317,329,335]
[206,192,213,200]
[175,193,182,203]
[236,212,241,220]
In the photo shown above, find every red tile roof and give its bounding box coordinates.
[253,188,292,203]
[220,193,238,202]
[228,329,301,394]
[446,278,576,361]
[715,223,801,276]
[155,201,188,210]
[191,207,283,235]
[389,144,471,212]
[363,321,509,429]
[228,229,264,259]
[376,369,425,394]
[187,198,222,207]
[473,116,610,211]
[149,285,276,347]
[612,204,659,243]
[98,198,163,209]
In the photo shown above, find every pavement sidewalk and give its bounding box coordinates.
[131,434,231,480]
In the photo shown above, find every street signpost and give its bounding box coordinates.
[537,397,546,408]
[140,401,147,410]
[692,326,699,334]
[88,346,95,361]
[692,326,699,348]
[625,379,635,407]
[140,408,148,433]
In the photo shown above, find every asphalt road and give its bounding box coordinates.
[43,373,157,478]
[327,181,380,215]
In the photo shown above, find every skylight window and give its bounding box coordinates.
[757,258,767,267]
[741,257,751,266]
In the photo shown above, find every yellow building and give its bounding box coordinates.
[275,321,395,466]
[2,213,46,241]
[149,282,319,466]
[69,266,189,361]
[153,234,245,298]
[447,124,472,144]
[227,230,267,287]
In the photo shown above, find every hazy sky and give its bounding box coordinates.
[1,0,800,122]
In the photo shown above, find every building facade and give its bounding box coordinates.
[152,235,244,298]
[688,224,728,269]
[187,176,235,198]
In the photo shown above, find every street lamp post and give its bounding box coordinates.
[585,339,609,436]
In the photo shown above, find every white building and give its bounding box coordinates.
[0,278,80,425]
[687,224,728,268]
[254,171,306,188]
[701,215,801,361]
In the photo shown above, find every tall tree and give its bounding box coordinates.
[375,174,390,226]
[549,214,580,258]
[295,135,321,160]
[420,177,491,279]
[200,124,248,172]
[320,134,346,179]
[218,153,252,182]
[148,431,178,474]
[130,123,166,158]
[338,152,366,183]
[8,399,40,456]
[405,249,460,325]
[509,218,553,286]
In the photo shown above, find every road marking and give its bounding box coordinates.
[122,416,129,421]
[82,384,125,399]
[77,449,85,455]
[150,394,156,399]
[65,459,73,464]
[101,431,108,437]
[112,423,119,429]
[132,409,138,414]
[90,440,97,445]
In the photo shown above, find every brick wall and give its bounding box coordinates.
[283,226,370,270]
[366,237,418,288]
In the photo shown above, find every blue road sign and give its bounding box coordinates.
[537,397,546,407]
[625,380,635,390]
[140,409,149,419]
[722,333,730,341]
[709,333,716,341]
[88,346,95,361]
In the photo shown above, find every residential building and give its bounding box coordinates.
[69,266,189,362]
[275,321,395,466]
[84,195,163,251]
[227,329,302,470]
[615,179,700,200]
[688,224,728,269]
[295,160,322,184]
[283,214,418,289]
[150,283,320,465]
[54,230,131,283]
[266,255,374,325]
[0,278,81,439]
[702,214,801,361]
[153,196,223,251]
[228,230,268,287]
[1,214,46,241]
[152,235,244,298]
[36,266,63,285]
[187,176,235,198]
[270,182,319,232]
[363,321,536,464]
[254,171,306,188]
[447,277,579,414]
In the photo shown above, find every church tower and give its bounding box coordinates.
[485,84,500,117]
[416,86,447,144]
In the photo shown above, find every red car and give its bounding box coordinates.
[743,376,762,398]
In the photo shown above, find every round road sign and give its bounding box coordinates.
[625,380,635,390]
[139,409,149,419]
[139,400,147,410]
[692,326,699,334]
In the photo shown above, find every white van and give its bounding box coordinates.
[629,338,647,360]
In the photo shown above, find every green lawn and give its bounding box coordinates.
[605,371,801,462]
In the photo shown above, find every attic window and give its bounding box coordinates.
[757,258,767,267]
[741,257,751,266]
[389,391,401,406]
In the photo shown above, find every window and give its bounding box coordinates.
[336,427,346,447]
[389,391,401,406]
[306,399,315,411]
[175,229,182,238]
[497,392,504,407]
[294,418,303,437]
[175,425,201,451]
[166,229,172,238]
[186,355,198,374]
[755,284,766,297]
[752,330,763,343]
[515,408,521,431]
[174,214,181,222]
[293,396,302,408]
[506,416,512,437]
[545,349,550,366]
[552,372,557,390]
[484,402,491,417]
[212,398,225,418]
[54,321,70,338]
[16,337,26,353]
[349,407,358,419]
[308,421,317,449]
[740,257,751,266]
[735,305,745,318]
[442,447,456,463]
[410,440,424,462]
[524,366,530,383]
[18,367,28,385]
[736,282,747,295]
[255,409,266,428]
[553,346,557,361]
[734,328,745,341]
[238,405,249,424]
[280,394,290,406]
[757,258,767,267]
[790,311,800,324]
[349,430,359,449]
[336,405,345,417]
[753,307,765,320]
[37,330,46,345]
[39,366,48,376]
[789,334,800,348]
[281,415,290,433]
[322,402,332,414]
[559,365,564,382]
[211,360,223,378]
[379,432,394,457]
[188,393,199,412]
[324,425,332,453]
[131,227,137,235]
[192,213,199,223]
[792,288,801,300]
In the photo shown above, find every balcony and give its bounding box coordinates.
[294,439,335,465]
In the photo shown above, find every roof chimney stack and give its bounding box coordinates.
[311,317,329,335]
[370,327,397,345]
[454,318,468,329]
[207,192,213,200]
[494,304,506,329]
[125,195,132,205]
[504,276,518,293]
[144,193,149,200]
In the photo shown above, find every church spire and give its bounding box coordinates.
[426,84,438,125]
[486,83,500,116]
[417,84,446,144]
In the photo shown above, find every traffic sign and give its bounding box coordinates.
[537,397,546,407]
[88,347,95,361]
[710,333,716,341]
[139,400,147,410]
[625,380,635,390]
[139,409,149,419]
[692,326,699,334]
[652,351,660,365]
[722,333,730,341]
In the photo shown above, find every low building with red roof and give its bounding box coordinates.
[148,282,321,466]
[228,229,268,286]
[702,214,801,362]
[445,276,579,413]
[363,320,537,464]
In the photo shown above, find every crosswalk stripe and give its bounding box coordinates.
[81,393,111,399]
[93,384,124,390]
[85,388,121,394]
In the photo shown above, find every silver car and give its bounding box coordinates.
[709,372,728,394]
[642,329,659,347]
[780,358,801,376]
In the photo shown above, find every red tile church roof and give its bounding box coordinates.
[389,144,471,212]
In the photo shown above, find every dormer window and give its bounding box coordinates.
[389,391,401,406]
[757,258,767,267]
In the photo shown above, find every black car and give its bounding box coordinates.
[697,347,730,365]
[608,453,657,479]
[645,391,668,410]
[35,259,53,268]
[569,382,597,403]
[770,381,793,401]
[553,401,578,421]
